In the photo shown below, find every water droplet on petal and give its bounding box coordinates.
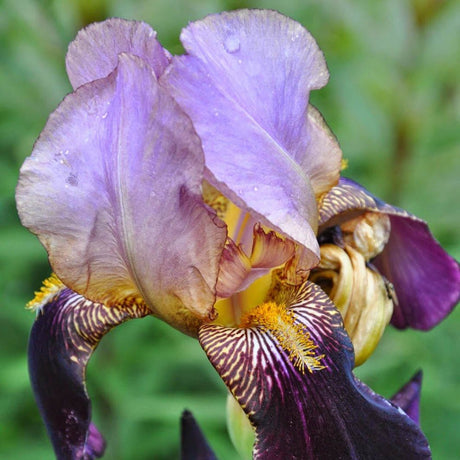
[224,35,240,54]
[253,186,259,192]
[66,173,78,187]
[86,95,100,116]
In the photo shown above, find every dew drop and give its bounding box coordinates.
[253,186,259,192]
[224,35,240,54]
[66,173,78,187]
[101,112,108,119]
[86,95,100,115]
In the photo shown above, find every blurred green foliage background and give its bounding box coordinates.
[1,0,459,458]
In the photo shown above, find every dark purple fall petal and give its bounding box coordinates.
[66,18,170,89]
[16,53,226,335]
[181,410,218,460]
[390,370,423,425]
[351,370,422,433]
[164,10,343,269]
[28,287,150,459]
[319,177,460,330]
[199,282,431,459]
[85,423,107,459]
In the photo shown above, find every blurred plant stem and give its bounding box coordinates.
[389,0,448,204]
[412,0,445,28]
[70,0,109,27]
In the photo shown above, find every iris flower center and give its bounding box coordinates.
[203,181,297,327]
[240,301,325,373]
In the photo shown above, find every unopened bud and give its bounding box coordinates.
[341,212,391,260]
[349,258,394,366]
[309,244,353,318]
[310,244,394,366]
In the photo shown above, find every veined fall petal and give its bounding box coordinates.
[199,281,431,459]
[318,177,460,330]
[163,10,343,268]
[16,53,226,335]
[224,368,424,459]
[66,18,171,90]
[28,280,150,459]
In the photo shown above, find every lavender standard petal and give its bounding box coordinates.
[66,18,170,89]
[164,10,343,266]
[17,54,226,335]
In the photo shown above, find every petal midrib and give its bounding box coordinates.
[112,63,149,305]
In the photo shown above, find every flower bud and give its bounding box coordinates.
[341,212,390,260]
[310,244,394,365]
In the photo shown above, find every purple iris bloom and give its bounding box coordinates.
[16,9,458,459]
[318,177,460,331]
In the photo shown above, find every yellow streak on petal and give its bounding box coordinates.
[236,272,273,319]
[202,180,229,220]
[235,212,250,245]
[26,273,65,311]
[214,273,273,327]
[214,297,237,327]
[249,224,295,269]
[240,301,325,374]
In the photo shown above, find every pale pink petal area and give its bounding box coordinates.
[17,54,226,335]
[66,18,170,89]
[163,10,342,266]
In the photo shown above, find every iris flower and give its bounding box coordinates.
[16,10,459,459]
